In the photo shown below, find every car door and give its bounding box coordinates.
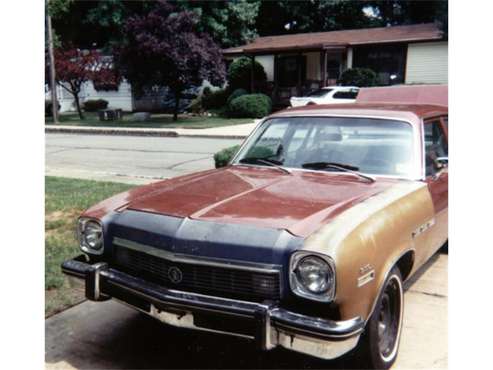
[423,116,448,257]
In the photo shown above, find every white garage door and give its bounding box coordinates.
[406,42,448,84]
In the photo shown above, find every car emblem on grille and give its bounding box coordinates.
[168,266,183,284]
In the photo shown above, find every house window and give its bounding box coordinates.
[277,55,306,87]
[353,44,406,85]
[326,59,341,80]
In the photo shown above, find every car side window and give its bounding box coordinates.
[333,90,358,99]
[424,119,448,176]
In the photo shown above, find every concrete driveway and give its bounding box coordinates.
[45,253,447,369]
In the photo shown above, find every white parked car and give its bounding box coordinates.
[290,86,359,107]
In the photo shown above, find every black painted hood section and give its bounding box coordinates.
[102,210,303,267]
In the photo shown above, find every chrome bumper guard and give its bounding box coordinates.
[62,255,364,360]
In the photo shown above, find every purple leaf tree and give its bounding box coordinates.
[116,1,226,121]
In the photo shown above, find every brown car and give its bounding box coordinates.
[62,86,448,369]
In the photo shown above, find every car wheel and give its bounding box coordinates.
[357,267,404,369]
[440,240,448,254]
[307,101,317,105]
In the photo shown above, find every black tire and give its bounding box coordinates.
[440,240,448,254]
[357,267,404,369]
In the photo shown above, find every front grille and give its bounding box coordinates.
[112,246,281,302]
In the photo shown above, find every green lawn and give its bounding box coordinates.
[45,176,135,317]
[45,112,252,129]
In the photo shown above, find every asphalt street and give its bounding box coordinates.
[46,133,243,184]
[45,253,447,369]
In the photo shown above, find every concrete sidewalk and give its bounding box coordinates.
[45,121,259,139]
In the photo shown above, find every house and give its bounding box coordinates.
[223,23,448,105]
[47,80,206,114]
[47,80,134,113]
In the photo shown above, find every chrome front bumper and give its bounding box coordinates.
[62,255,364,360]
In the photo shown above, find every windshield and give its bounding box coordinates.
[307,89,332,97]
[234,117,416,177]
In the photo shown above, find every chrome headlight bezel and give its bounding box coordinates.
[289,251,336,302]
[77,217,104,255]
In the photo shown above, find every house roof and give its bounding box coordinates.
[223,23,443,55]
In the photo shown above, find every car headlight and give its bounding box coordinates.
[290,252,335,302]
[78,218,104,255]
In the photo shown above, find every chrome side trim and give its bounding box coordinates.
[357,270,375,287]
[411,218,435,239]
[112,237,281,274]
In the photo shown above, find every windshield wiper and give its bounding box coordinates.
[239,157,292,175]
[301,161,375,183]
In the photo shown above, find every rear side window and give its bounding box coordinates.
[333,90,358,99]
[307,89,332,97]
[424,120,448,176]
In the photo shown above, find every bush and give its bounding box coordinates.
[227,88,248,105]
[228,57,267,91]
[245,146,275,159]
[188,97,203,115]
[202,88,229,110]
[45,100,60,117]
[228,94,272,118]
[214,145,241,168]
[338,68,378,87]
[83,99,109,112]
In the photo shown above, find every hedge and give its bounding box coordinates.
[45,100,60,117]
[227,93,272,118]
[83,99,109,112]
[338,68,378,87]
[214,145,241,168]
[227,88,248,105]
[202,87,229,110]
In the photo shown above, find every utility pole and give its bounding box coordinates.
[46,4,59,123]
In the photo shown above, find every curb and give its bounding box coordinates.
[45,127,248,139]
[45,126,179,137]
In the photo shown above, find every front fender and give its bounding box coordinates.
[302,181,434,321]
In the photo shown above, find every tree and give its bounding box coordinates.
[46,0,74,123]
[53,48,119,119]
[227,57,267,92]
[256,0,376,36]
[256,1,447,38]
[116,1,226,121]
[52,0,154,49]
[177,0,261,48]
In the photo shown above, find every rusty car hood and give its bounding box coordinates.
[113,166,397,238]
